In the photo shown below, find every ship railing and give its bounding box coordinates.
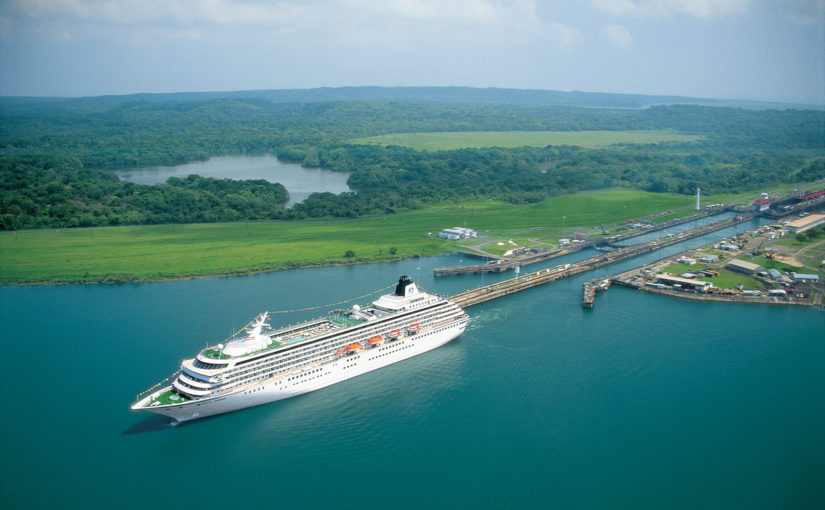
[135,370,181,403]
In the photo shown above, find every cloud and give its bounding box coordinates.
[4,0,313,26]
[345,0,538,27]
[4,0,540,30]
[546,22,582,48]
[1,0,544,47]
[592,0,749,19]
[602,23,632,47]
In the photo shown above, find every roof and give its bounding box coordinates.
[752,199,771,205]
[726,259,763,271]
[791,272,820,281]
[785,213,825,229]
[655,274,713,287]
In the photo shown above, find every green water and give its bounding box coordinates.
[1,221,823,509]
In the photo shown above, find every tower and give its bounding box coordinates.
[696,187,701,210]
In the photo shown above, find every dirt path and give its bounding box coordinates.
[458,240,499,258]
[794,238,825,271]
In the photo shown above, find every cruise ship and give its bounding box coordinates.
[131,276,469,423]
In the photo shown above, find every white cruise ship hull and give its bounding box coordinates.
[133,318,467,423]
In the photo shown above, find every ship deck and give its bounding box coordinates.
[200,314,368,362]
[148,389,190,407]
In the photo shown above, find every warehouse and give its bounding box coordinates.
[785,214,825,234]
[726,259,765,275]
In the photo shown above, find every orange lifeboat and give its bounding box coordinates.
[346,342,363,351]
[368,336,383,345]
[407,323,420,334]
[388,329,401,340]
[336,347,347,356]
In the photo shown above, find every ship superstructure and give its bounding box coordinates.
[131,276,468,423]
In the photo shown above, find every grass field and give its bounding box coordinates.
[350,129,703,150]
[662,263,764,290]
[0,189,703,284]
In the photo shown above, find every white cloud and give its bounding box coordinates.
[592,0,639,16]
[592,0,749,18]
[5,0,314,26]
[602,23,632,47]
[547,21,581,48]
[1,0,544,47]
[4,0,540,29]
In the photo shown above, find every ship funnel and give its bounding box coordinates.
[395,275,414,296]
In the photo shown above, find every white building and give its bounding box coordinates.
[438,227,478,240]
[791,272,820,283]
[726,259,765,275]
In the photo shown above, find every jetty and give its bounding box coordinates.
[582,278,611,308]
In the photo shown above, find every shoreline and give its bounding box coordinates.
[612,279,815,307]
[0,254,424,287]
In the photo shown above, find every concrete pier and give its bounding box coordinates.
[582,278,611,308]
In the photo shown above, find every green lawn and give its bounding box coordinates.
[351,129,703,151]
[662,263,765,290]
[704,271,765,291]
[662,263,705,275]
[0,189,702,284]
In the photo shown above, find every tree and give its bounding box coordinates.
[344,250,355,258]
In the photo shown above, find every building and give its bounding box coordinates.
[700,255,720,263]
[785,213,825,234]
[767,268,783,281]
[676,256,696,265]
[719,243,741,252]
[654,274,714,292]
[791,272,821,283]
[726,259,765,275]
[751,198,771,212]
[438,227,478,240]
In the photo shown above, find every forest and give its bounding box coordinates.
[1,88,824,230]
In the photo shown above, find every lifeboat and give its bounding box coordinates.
[407,323,420,334]
[346,342,363,352]
[336,347,347,356]
[387,329,401,340]
[368,336,383,346]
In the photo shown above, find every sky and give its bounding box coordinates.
[0,0,823,104]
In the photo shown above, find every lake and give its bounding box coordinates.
[1,218,823,509]
[115,154,351,207]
